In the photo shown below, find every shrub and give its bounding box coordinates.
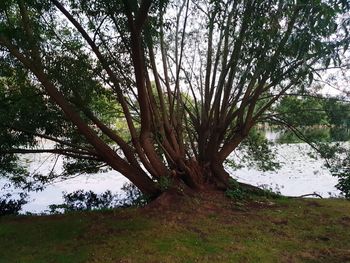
[49,183,149,214]
[0,193,27,216]
[225,179,246,200]
[225,179,282,200]
[335,171,350,199]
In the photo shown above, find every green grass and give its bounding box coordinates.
[1,194,350,262]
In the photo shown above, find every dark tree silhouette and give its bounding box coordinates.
[0,0,349,198]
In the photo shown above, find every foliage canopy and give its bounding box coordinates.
[0,0,349,197]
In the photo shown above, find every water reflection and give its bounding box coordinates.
[1,128,346,214]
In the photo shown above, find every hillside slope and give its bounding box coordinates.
[0,192,349,262]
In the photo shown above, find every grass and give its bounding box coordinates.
[0,192,350,262]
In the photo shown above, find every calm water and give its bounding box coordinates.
[0,137,343,213]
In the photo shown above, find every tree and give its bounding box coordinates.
[0,0,349,198]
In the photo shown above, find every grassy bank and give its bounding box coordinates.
[0,192,350,263]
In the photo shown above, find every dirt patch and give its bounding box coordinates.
[339,216,350,226]
[306,200,323,207]
[187,226,209,241]
[271,219,289,225]
[299,248,350,262]
[141,189,284,229]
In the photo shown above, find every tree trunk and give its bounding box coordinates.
[210,160,231,190]
[162,158,231,195]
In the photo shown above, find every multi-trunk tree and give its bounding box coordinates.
[0,0,349,197]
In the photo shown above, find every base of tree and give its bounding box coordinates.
[145,180,276,211]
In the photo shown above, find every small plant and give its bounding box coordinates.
[225,179,283,200]
[157,176,172,192]
[225,179,246,200]
[257,184,283,198]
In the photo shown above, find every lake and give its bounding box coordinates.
[0,141,342,214]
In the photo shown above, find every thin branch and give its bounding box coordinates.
[0,148,100,160]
